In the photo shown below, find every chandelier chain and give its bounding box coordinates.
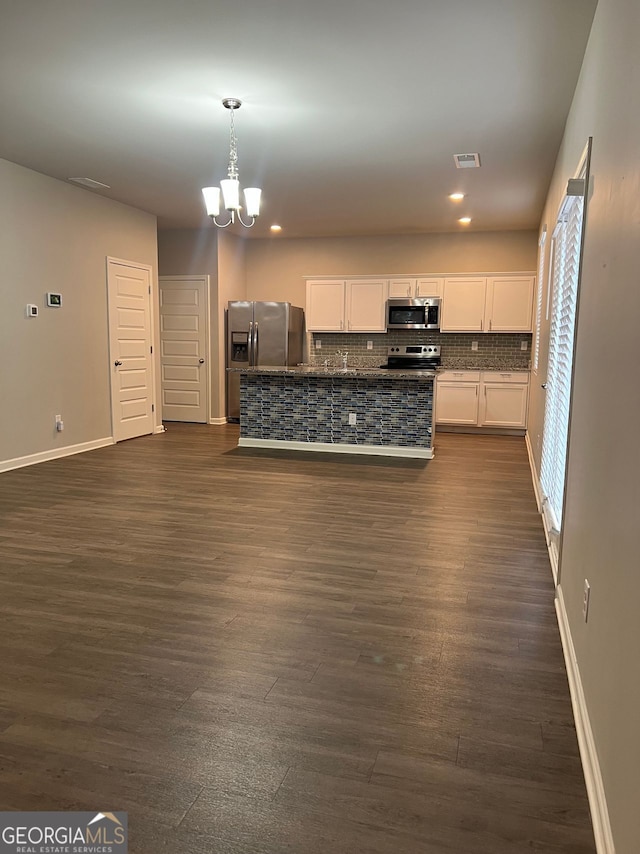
[227,107,239,180]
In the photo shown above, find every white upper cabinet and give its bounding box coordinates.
[306,280,346,331]
[307,273,534,334]
[441,275,535,332]
[416,278,443,298]
[345,279,388,332]
[440,278,487,332]
[388,278,443,298]
[388,278,414,298]
[306,278,387,332]
[484,276,535,332]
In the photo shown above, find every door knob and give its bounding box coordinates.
[541,382,548,389]
[114,360,122,366]
[199,358,205,364]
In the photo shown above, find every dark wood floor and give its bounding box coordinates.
[0,425,595,853]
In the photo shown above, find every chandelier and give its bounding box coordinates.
[202,98,262,228]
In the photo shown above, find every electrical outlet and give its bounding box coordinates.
[521,341,528,351]
[471,341,478,351]
[348,413,357,426]
[583,579,591,621]
[315,339,322,349]
[367,340,373,350]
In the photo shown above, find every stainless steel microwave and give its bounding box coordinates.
[386,297,441,330]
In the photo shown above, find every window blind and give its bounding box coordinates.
[540,194,584,531]
[533,227,547,373]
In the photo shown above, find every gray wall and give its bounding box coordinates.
[529,0,640,849]
[0,158,159,466]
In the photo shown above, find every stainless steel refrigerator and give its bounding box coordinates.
[226,301,305,421]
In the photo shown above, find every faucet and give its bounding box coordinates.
[337,350,349,370]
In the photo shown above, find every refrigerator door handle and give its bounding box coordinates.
[248,321,254,366]
[254,321,259,366]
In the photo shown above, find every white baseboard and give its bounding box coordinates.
[209,417,228,425]
[525,431,559,583]
[525,431,543,512]
[153,425,166,434]
[0,436,114,473]
[555,588,615,854]
[237,437,433,459]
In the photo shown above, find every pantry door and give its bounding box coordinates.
[159,276,209,423]
[107,258,155,442]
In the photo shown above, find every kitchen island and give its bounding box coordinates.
[229,365,435,459]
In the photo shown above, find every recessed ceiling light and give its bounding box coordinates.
[449,193,465,201]
[270,224,282,232]
[458,217,472,225]
[68,177,111,190]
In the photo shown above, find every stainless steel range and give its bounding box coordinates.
[382,344,441,370]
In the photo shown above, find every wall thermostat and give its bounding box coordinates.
[26,304,38,317]
[47,292,62,307]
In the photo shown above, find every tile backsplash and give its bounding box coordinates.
[308,331,532,369]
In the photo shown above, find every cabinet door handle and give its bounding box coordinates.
[407,286,411,297]
[489,319,492,330]
[340,319,344,330]
[475,386,478,397]
[480,318,484,331]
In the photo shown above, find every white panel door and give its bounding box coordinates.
[107,260,154,442]
[159,276,208,423]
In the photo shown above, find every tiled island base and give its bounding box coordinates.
[237,369,435,459]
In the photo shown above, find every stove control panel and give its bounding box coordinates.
[387,345,441,357]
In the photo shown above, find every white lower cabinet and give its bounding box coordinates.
[435,371,480,425]
[436,370,529,428]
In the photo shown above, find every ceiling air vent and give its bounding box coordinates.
[453,153,481,169]
[68,177,111,190]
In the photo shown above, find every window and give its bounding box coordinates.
[539,187,585,532]
[532,226,547,373]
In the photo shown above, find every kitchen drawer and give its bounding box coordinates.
[437,370,481,382]
[481,371,529,384]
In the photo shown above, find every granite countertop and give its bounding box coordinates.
[228,365,436,380]
[440,357,530,371]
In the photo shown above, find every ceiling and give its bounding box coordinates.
[0,0,597,239]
